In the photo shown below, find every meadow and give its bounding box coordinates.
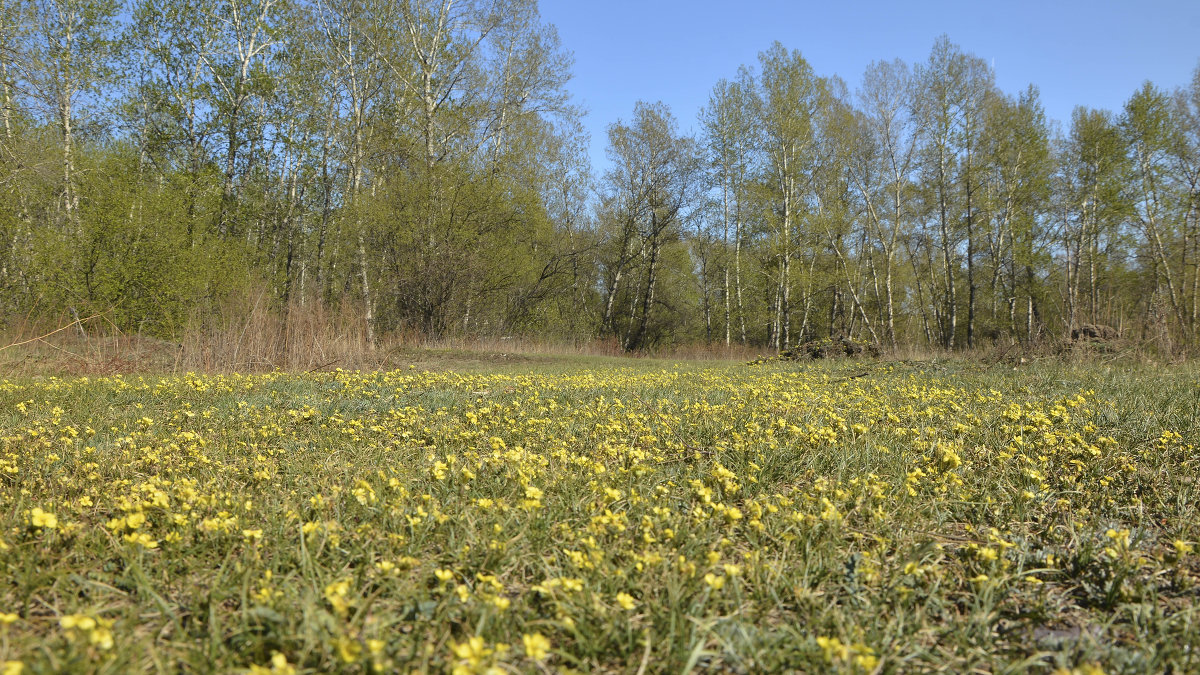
[0,357,1197,673]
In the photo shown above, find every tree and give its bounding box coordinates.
[815,76,880,344]
[756,42,824,349]
[201,0,283,239]
[359,0,579,338]
[700,67,758,345]
[125,0,223,241]
[852,58,918,349]
[911,36,995,349]
[1,0,28,154]
[598,101,702,351]
[1060,107,1131,332]
[1173,64,1200,334]
[24,0,121,229]
[0,0,33,310]
[983,85,1051,343]
[1123,82,1188,342]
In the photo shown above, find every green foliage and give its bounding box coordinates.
[0,139,252,335]
[2,3,1200,354]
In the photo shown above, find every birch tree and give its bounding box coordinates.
[1123,82,1188,342]
[756,42,822,349]
[853,58,918,349]
[1060,107,1130,330]
[24,0,120,230]
[983,85,1051,343]
[700,68,757,344]
[201,0,283,238]
[599,101,701,351]
[1173,66,1200,335]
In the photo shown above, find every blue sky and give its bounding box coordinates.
[538,0,1200,174]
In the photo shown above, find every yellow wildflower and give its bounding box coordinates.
[522,632,551,660]
[30,508,57,530]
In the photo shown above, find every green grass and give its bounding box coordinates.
[0,358,1197,673]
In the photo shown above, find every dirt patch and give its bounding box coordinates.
[1067,323,1124,354]
[750,335,882,364]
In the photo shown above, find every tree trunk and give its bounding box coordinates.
[722,179,731,345]
[59,92,78,230]
[937,145,957,349]
[965,152,976,348]
[781,172,793,349]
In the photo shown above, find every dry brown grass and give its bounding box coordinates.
[3,295,1173,378]
[176,291,377,373]
[1,301,772,376]
[0,311,168,376]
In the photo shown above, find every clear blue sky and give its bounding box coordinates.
[538,0,1200,174]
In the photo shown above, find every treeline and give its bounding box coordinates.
[0,0,591,341]
[2,1,1199,353]
[607,42,1200,352]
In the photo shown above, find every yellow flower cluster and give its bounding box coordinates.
[0,363,1195,671]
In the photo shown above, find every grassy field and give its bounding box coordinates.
[0,357,1197,674]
